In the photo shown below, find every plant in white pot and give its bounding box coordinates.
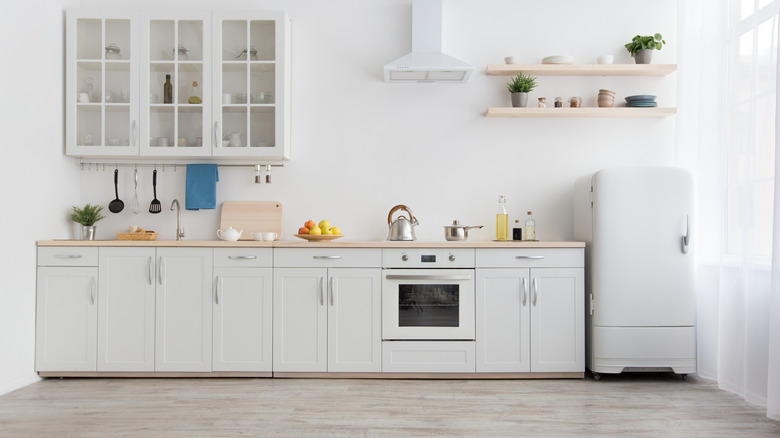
[70,203,106,240]
[506,73,537,108]
[625,33,666,64]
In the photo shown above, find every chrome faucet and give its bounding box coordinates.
[170,199,185,241]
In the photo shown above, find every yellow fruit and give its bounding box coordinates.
[309,226,322,235]
[331,227,341,235]
[318,220,331,230]
[322,228,333,235]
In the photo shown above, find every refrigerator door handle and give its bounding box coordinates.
[681,214,690,254]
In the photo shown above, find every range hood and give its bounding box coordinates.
[383,0,473,83]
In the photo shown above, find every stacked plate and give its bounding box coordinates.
[625,95,657,107]
[542,55,574,65]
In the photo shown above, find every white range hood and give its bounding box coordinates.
[383,0,473,83]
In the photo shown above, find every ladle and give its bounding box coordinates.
[108,169,124,213]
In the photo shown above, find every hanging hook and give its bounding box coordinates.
[80,158,85,171]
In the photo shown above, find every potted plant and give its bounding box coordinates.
[70,203,106,240]
[506,73,538,108]
[625,33,666,64]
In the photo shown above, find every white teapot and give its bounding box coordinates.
[217,226,243,242]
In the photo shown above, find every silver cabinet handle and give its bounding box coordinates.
[385,274,472,281]
[214,121,219,148]
[147,256,153,285]
[515,255,544,260]
[319,277,325,306]
[158,257,164,285]
[130,120,137,147]
[90,276,96,305]
[228,255,257,260]
[681,214,690,254]
[521,277,527,306]
[313,255,342,260]
[215,276,221,304]
[55,254,83,259]
[532,278,538,306]
[329,277,335,306]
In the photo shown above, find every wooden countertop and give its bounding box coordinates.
[37,240,585,248]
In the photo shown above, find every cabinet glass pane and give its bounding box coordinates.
[178,63,203,104]
[250,107,274,147]
[178,107,203,147]
[178,20,203,61]
[150,106,174,147]
[150,20,175,61]
[106,106,130,146]
[222,20,248,61]
[223,107,247,148]
[76,106,101,147]
[250,63,274,103]
[77,62,102,103]
[222,63,248,102]
[250,21,275,61]
[105,63,130,104]
[150,63,174,104]
[77,19,102,60]
[105,19,130,60]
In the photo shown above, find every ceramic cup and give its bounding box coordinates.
[177,137,187,146]
[504,56,516,64]
[157,137,169,147]
[597,55,615,64]
[250,232,264,241]
[222,93,232,104]
[78,92,90,103]
[261,232,278,241]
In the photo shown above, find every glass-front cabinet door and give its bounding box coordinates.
[140,12,211,157]
[66,10,140,157]
[212,12,290,159]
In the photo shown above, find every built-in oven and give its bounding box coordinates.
[382,249,475,341]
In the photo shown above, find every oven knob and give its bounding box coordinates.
[449,254,456,262]
[401,254,408,261]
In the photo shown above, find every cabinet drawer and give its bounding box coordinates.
[38,247,98,267]
[214,248,273,267]
[273,248,381,268]
[382,341,476,373]
[475,248,583,268]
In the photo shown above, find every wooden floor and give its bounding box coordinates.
[1,374,779,437]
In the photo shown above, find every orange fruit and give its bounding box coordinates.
[304,220,316,229]
[298,227,309,234]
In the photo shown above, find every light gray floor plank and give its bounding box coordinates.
[1,374,779,437]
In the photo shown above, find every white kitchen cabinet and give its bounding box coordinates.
[155,248,213,372]
[97,247,156,371]
[212,248,273,372]
[65,9,290,161]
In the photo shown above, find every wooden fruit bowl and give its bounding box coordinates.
[294,234,344,242]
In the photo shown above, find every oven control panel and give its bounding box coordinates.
[382,248,475,268]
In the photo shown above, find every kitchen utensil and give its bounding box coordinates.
[387,204,419,241]
[261,232,278,241]
[625,95,657,102]
[597,55,614,64]
[217,226,243,241]
[149,169,161,214]
[443,220,484,241]
[294,234,344,242]
[108,169,124,213]
[220,201,283,241]
[131,168,140,214]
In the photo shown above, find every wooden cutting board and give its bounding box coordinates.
[219,201,283,240]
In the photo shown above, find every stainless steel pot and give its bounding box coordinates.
[444,220,483,241]
[387,204,419,241]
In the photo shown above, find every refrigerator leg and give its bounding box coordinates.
[592,371,601,381]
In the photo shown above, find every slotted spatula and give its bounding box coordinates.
[149,169,161,213]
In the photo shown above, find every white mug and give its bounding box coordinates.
[78,93,90,103]
[250,232,264,241]
[157,137,169,147]
[261,232,278,241]
[222,93,232,104]
[597,55,615,65]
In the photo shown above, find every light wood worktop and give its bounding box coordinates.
[37,240,585,248]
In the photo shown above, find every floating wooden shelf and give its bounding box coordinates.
[486,64,677,77]
[485,107,677,118]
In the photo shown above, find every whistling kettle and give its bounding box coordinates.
[387,204,419,241]
[217,226,243,242]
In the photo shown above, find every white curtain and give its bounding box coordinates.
[678,0,780,421]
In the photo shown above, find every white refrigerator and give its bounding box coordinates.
[573,167,696,378]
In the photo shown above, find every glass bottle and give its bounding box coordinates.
[512,220,523,241]
[188,81,202,104]
[524,211,536,241]
[496,195,508,241]
[163,74,173,104]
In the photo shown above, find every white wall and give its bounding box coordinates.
[75,0,678,242]
[0,0,80,395]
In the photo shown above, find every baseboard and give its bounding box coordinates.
[0,373,41,396]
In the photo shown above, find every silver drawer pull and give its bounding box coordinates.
[515,255,544,260]
[313,255,342,260]
[385,274,472,281]
[55,254,83,259]
[228,255,257,260]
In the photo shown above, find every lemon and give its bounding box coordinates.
[322,228,333,235]
[309,226,322,235]
[331,227,341,235]
[318,220,331,231]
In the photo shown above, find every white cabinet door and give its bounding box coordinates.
[66,10,141,157]
[155,248,213,371]
[213,267,272,372]
[36,267,98,372]
[273,268,327,372]
[530,268,584,373]
[98,248,156,371]
[327,268,381,372]
[476,269,531,373]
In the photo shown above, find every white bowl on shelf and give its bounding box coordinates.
[542,55,574,64]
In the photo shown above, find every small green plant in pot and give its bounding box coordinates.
[625,33,666,64]
[506,73,538,108]
[70,203,106,240]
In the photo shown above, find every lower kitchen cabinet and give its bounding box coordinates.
[476,266,584,373]
[273,266,381,372]
[155,248,213,372]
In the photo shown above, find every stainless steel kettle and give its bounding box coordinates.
[387,204,419,241]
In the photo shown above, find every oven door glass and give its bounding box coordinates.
[398,284,459,327]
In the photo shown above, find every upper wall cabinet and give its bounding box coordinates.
[65,9,291,161]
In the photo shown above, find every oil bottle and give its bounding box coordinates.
[496,195,508,241]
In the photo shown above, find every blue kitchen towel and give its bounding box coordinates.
[185,164,219,210]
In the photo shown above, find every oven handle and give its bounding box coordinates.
[384,274,472,281]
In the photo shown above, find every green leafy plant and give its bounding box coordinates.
[625,33,666,56]
[70,204,106,226]
[506,73,538,93]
